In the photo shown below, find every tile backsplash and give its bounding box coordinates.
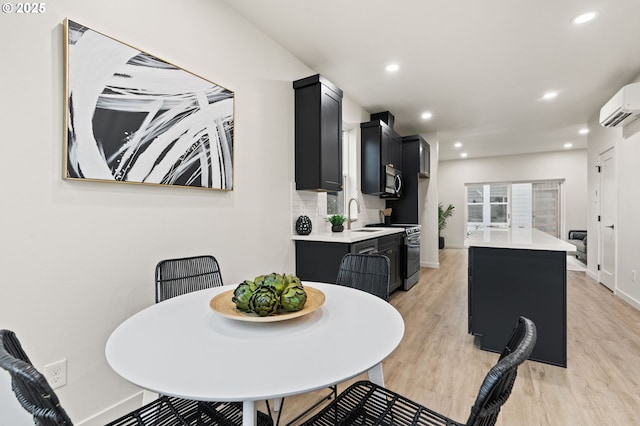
[290,183,385,235]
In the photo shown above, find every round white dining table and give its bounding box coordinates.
[105,282,405,426]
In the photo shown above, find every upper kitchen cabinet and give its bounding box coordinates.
[418,136,430,178]
[361,111,402,197]
[293,74,343,192]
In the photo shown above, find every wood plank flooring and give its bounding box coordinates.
[266,249,640,425]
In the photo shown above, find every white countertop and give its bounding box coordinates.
[465,227,576,252]
[292,227,404,243]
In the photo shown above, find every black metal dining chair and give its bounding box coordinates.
[155,255,224,303]
[154,255,274,425]
[299,316,537,426]
[272,254,392,425]
[0,329,275,425]
[336,253,391,301]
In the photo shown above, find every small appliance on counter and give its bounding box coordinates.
[366,222,421,290]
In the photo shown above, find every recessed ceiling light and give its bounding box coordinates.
[572,10,598,24]
[564,143,573,148]
[421,112,433,120]
[385,63,400,73]
[454,142,462,148]
[542,91,558,100]
[579,128,589,135]
[460,152,468,158]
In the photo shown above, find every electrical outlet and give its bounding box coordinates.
[633,270,637,283]
[44,359,67,389]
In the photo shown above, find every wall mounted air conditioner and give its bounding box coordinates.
[599,82,640,128]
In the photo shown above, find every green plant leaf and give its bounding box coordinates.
[328,214,346,225]
[438,203,455,231]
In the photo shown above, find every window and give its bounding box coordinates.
[327,129,350,216]
[466,180,563,238]
[489,184,508,224]
[467,184,484,224]
[466,183,509,234]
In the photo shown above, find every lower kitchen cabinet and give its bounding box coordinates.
[377,234,402,293]
[295,241,350,284]
[295,235,402,294]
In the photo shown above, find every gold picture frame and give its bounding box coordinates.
[64,19,234,190]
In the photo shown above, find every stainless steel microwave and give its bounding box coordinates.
[382,165,402,198]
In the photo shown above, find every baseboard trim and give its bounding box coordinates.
[442,244,466,249]
[420,262,439,269]
[615,288,640,311]
[586,269,598,282]
[77,392,143,426]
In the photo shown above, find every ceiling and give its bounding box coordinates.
[221,0,640,160]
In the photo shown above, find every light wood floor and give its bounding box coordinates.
[267,249,640,425]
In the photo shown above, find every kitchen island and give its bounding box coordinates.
[466,227,575,367]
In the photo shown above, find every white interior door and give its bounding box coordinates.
[599,147,616,291]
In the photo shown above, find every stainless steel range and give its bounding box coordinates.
[366,223,421,290]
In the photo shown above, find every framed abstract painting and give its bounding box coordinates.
[64,19,234,190]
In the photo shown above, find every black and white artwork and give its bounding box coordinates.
[64,19,234,190]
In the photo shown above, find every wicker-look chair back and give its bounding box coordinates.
[336,254,390,301]
[0,329,73,425]
[464,316,536,425]
[155,255,223,303]
[1,329,274,426]
[299,316,537,426]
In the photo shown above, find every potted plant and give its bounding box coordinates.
[328,214,346,232]
[438,203,455,249]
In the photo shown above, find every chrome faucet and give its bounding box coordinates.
[347,198,361,230]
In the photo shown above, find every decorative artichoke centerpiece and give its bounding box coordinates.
[232,273,307,316]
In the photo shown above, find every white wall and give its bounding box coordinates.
[420,133,439,268]
[587,76,640,309]
[616,121,640,309]
[617,121,640,308]
[437,149,588,248]
[0,0,373,422]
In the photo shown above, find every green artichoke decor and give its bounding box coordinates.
[248,287,280,316]
[280,285,307,312]
[231,280,256,312]
[232,273,307,316]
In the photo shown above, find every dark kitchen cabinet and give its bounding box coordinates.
[418,136,430,178]
[382,125,402,168]
[295,233,402,295]
[468,246,567,367]
[293,74,343,191]
[387,135,430,224]
[361,119,402,195]
[377,233,402,293]
[295,241,350,284]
